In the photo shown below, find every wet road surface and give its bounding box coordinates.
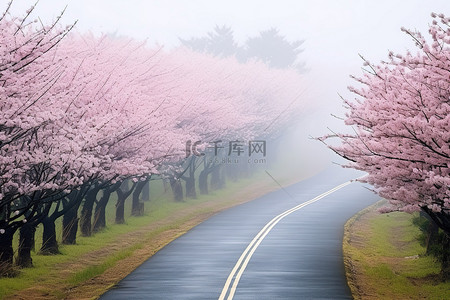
[100,166,379,299]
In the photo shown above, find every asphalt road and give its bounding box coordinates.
[100,165,379,299]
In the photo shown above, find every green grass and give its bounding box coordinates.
[344,204,450,299]
[367,212,425,257]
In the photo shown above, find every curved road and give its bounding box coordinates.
[100,166,379,299]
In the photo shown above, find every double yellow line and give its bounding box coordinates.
[218,180,353,300]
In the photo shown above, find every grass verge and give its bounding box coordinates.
[343,200,450,300]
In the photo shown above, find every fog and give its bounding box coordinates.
[5,0,449,177]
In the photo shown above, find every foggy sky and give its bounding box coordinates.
[5,0,448,107]
[3,0,449,160]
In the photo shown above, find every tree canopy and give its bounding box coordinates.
[320,13,450,236]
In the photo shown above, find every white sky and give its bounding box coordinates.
[3,0,450,138]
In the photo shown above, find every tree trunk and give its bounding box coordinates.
[185,157,197,198]
[421,208,450,280]
[170,178,184,201]
[185,176,196,198]
[92,200,107,232]
[163,179,169,193]
[62,203,80,245]
[40,217,59,255]
[0,228,16,276]
[132,180,146,216]
[142,182,150,201]
[115,181,136,224]
[210,165,223,190]
[199,170,208,195]
[425,216,439,255]
[93,188,112,232]
[61,188,87,245]
[80,186,100,237]
[16,223,35,268]
[115,196,125,224]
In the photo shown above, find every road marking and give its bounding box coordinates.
[218,180,353,300]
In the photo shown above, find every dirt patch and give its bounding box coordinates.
[348,213,374,250]
[389,225,415,252]
[408,273,442,287]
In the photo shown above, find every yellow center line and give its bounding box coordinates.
[218,180,353,300]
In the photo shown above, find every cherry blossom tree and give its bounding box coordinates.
[0,18,179,266]
[0,3,77,270]
[0,3,306,273]
[46,33,189,237]
[320,13,450,277]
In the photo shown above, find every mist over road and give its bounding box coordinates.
[100,165,379,299]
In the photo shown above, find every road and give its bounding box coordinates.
[100,165,379,299]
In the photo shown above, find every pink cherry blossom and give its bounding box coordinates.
[320,13,450,235]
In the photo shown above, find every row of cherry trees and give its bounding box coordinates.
[320,13,449,277]
[0,5,304,274]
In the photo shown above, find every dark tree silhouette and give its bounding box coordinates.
[241,28,304,70]
[180,25,238,58]
[180,26,305,72]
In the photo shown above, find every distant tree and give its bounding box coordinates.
[180,26,305,72]
[180,25,238,58]
[241,28,304,70]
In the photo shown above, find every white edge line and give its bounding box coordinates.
[219,180,353,300]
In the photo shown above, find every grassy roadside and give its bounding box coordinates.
[343,201,450,300]
[0,165,321,300]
